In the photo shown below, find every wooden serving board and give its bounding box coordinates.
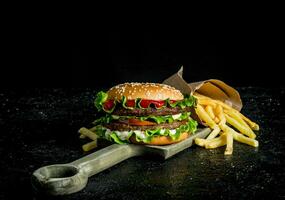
[31,128,210,196]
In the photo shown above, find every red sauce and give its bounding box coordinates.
[139,100,165,108]
[104,99,177,110]
[126,100,136,107]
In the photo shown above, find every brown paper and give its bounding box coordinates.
[163,66,242,111]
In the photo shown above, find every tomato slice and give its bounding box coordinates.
[103,100,115,110]
[128,118,156,126]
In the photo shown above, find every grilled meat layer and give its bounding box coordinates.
[104,120,189,131]
[112,106,193,116]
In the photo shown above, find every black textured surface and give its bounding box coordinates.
[0,87,284,199]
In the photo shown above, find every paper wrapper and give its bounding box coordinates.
[162,66,242,111]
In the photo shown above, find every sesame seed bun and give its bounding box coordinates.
[129,132,189,145]
[107,83,183,101]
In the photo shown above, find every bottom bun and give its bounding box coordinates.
[130,132,189,145]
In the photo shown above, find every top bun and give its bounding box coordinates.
[107,83,184,101]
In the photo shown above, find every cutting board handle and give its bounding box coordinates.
[31,144,143,195]
[71,144,144,176]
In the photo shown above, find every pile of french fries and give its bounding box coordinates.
[193,93,259,155]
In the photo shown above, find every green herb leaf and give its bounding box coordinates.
[94,91,108,111]
[110,133,127,144]
[93,118,198,144]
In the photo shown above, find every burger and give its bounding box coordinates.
[93,83,198,145]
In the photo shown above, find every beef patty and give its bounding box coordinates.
[112,106,193,116]
[104,120,189,131]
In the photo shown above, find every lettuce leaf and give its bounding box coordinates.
[110,133,126,144]
[94,91,108,111]
[94,91,197,113]
[167,94,196,109]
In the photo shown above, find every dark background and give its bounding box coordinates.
[0,31,285,199]
[70,32,281,89]
[1,31,282,88]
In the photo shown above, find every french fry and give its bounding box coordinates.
[197,99,217,107]
[224,109,251,129]
[195,104,217,129]
[214,117,220,123]
[214,100,234,111]
[205,134,227,149]
[195,135,224,147]
[78,127,98,141]
[225,114,256,139]
[79,134,86,139]
[206,126,221,140]
[82,141,97,151]
[194,93,210,99]
[205,105,215,119]
[217,117,233,155]
[89,126,97,132]
[195,93,233,110]
[224,131,233,155]
[79,127,99,152]
[220,123,258,147]
[194,138,208,147]
[205,139,226,149]
[232,131,259,147]
[239,113,260,131]
[215,105,226,122]
[215,100,259,131]
[216,106,227,130]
